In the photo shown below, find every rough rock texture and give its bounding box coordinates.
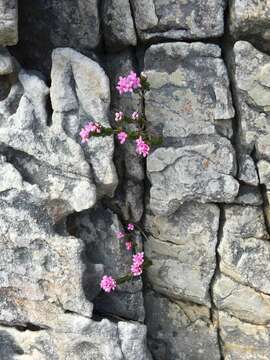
[0,320,152,359]
[145,202,220,305]
[230,0,270,49]
[131,0,226,42]
[0,0,17,45]
[145,291,220,360]
[2,1,270,359]
[102,0,137,52]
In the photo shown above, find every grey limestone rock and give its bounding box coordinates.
[147,137,239,215]
[131,0,226,42]
[219,205,270,294]
[144,42,235,142]
[219,311,270,360]
[144,202,220,305]
[214,273,270,325]
[230,0,270,48]
[231,41,270,158]
[0,319,152,359]
[238,154,259,186]
[145,290,220,360]
[102,0,137,52]
[0,0,17,45]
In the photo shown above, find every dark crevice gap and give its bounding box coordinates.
[209,204,225,360]
[0,322,48,332]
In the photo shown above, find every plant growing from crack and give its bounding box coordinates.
[79,70,162,293]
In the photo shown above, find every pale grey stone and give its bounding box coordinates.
[145,291,220,360]
[0,47,13,75]
[145,202,220,305]
[219,311,270,359]
[238,154,259,186]
[0,319,151,359]
[0,0,18,45]
[51,48,118,199]
[214,273,270,325]
[230,0,270,45]
[0,161,98,328]
[258,160,270,190]
[219,205,270,294]
[144,42,234,142]
[147,137,239,215]
[74,205,145,321]
[102,0,137,51]
[231,41,270,158]
[131,0,226,42]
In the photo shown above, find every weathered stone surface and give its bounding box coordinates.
[12,0,99,73]
[0,47,13,75]
[51,48,118,199]
[145,202,219,305]
[234,185,263,206]
[219,311,270,359]
[219,205,270,293]
[214,273,270,325]
[144,42,234,142]
[0,319,152,359]
[102,0,137,51]
[131,0,226,42]
[238,154,259,186]
[147,137,239,215]
[74,205,145,321]
[0,160,98,328]
[145,290,220,360]
[231,41,270,158]
[0,0,18,45]
[230,0,270,44]
[105,50,144,222]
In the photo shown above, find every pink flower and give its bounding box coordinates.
[115,111,124,122]
[116,71,141,95]
[132,111,139,120]
[127,223,134,231]
[131,252,144,277]
[131,263,143,276]
[125,241,132,251]
[117,131,128,144]
[133,252,144,266]
[79,128,90,143]
[135,137,150,157]
[116,231,125,239]
[100,275,117,293]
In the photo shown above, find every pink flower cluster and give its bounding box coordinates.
[136,136,150,157]
[100,275,117,293]
[117,131,128,144]
[115,111,124,122]
[128,223,134,231]
[125,241,132,251]
[79,122,102,143]
[117,71,141,95]
[131,252,144,276]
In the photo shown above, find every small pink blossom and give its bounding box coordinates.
[100,275,117,293]
[127,223,134,231]
[125,241,133,251]
[132,111,139,120]
[131,263,143,276]
[116,71,141,95]
[79,128,89,143]
[135,136,150,157]
[116,231,125,239]
[131,252,144,277]
[117,131,128,144]
[115,111,124,122]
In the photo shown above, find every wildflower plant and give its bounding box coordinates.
[79,70,162,293]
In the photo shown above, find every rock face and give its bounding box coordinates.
[145,202,220,305]
[131,0,226,42]
[0,0,18,45]
[2,1,270,359]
